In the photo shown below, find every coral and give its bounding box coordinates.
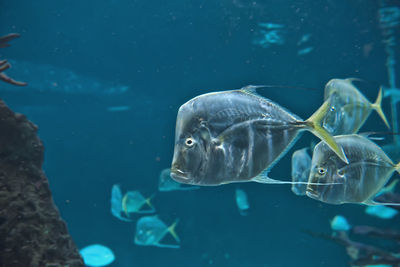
[0,33,27,86]
[0,100,83,267]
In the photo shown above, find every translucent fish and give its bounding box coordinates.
[122,191,155,216]
[171,85,347,186]
[322,78,390,135]
[158,168,200,192]
[79,244,115,267]
[297,47,313,56]
[252,29,285,48]
[291,147,311,196]
[235,187,249,216]
[330,215,351,231]
[297,33,311,46]
[306,134,400,205]
[110,184,132,222]
[365,205,398,219]
[134,215,180,249]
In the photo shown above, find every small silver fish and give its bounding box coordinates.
[171,86,347,186]
[158,168,200,192]
[122,191,155,216]
[323,78,390,135]
[134,215,180,249]
[306,134,400,205]
[291,148,311,196]
[235,187,250,216]
[110,184,132,222]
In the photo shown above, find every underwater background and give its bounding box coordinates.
[1,0,399,266]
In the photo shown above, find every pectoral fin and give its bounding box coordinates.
[363,199,400,206]
[252,169,342,186]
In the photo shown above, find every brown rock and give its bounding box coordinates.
[0,100,84,267]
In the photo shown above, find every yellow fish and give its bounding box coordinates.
[323,78,390,135]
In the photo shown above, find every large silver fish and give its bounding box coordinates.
[170,86,347,186]
[322,78,390,135]
[306,134,400,205]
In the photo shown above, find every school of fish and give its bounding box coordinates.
[99,78,399,262]
[171,78,400,207]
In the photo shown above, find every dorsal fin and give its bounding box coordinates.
[240,85,267,96]
[345,77,364,85]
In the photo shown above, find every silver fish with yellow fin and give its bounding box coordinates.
[134,215,180,249]
[171,85,347,186]
[323,78,390,135]
[306,134,400,205]
[122,191,155,216]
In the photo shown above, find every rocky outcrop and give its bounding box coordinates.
[0,100,83,267]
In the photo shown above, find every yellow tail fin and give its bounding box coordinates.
[168,219,180,243]
[371,87,390,129]
[122,193,129,217]
[396,162,400,175]
[306,100,348,163]
[145,194,155,210]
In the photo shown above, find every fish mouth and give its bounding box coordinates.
[306,189,320,199]
[170,166,190,181]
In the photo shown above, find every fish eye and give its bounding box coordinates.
[185,137,195,147]
[337,169,344,177]
[317,167,326,176]
[330,106,335,112]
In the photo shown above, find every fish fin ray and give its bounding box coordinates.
[364,199,400,206]
[305,100,348,163]
[168,219,180,243]
[239,85,267,96]
[252,169,341,185]
[396,162,400,175]
[345,77,364,84]
[371,87,390,129]
[121,194,129,217]
[145,194,156,210]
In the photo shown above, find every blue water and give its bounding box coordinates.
[1,0,399,266]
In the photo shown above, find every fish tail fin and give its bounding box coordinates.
[145,194,156,210]
[168,219,180,243]
[305,100,348,163]
[384,178,399,193]
[371,87,390,129]
[122,194,129,217]
[395,162,400,175]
